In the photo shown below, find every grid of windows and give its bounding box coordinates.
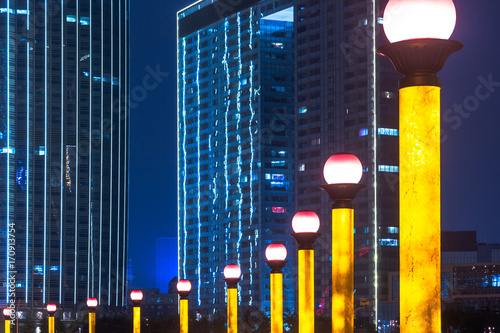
[0,0,129,314]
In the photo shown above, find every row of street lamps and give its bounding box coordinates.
[173,152,366,333]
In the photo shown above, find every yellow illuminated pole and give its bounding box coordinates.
[265,244,288,333]
[87,298,98,333]
[177,279,192,333]
[224,264,241,333]
[321,153,365,333]
[378,1,462,331]
[3,308,11,333]
[46,304,57,333]
[130,290,144,333]
[291,211,321,333]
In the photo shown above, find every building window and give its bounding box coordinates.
[378,165,399,173]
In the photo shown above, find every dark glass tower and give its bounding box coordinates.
[178,0,400,328]
[0,0,129,316]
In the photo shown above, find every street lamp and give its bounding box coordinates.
[177,279,192,333]
[86,298,98,333]
[3,308,11,333]
[320,153,365,333]
[46,304,57,333]
[290,211,320,333]
[224,264,241,333]
[265,243,288,333]
[130,290,144,333]
[378,1,462,332]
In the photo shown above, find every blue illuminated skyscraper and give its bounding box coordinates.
[178,1,296,315]
[0,0,129,315]
[178,0,400,327]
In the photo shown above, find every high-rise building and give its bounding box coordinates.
[177,0,399,326]
[0,0,129,316]
[156,237,178,293]
[178,0,296,315]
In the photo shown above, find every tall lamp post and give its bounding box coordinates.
[3,309,11,333]
[224,264,241,333]
[290,211,320,333]
[320,153,365,333]
[46,304,57,333]
[87,298,98,333]
[130,290,144,333]
[378,1,462,332]
[265,243,288,333]
[177,279,192,333]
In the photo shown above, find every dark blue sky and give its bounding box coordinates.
[128,0,500,288]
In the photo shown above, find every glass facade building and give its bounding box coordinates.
[178,0,400,326]
[0,0,129,315]
[178,0,296,315]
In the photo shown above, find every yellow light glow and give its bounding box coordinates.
[180,299,189,333]
[227,288,238,333]
[133,307,141,333]
[48,316,55,333]
[331,208,354,333]
[4,319,9,333]
[271,273,283,333]
[89,312,96,333]
[400,85,441,333]
[298,249,314,333]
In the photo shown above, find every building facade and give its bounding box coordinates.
[177,0,400,326]
[0,0,129,315]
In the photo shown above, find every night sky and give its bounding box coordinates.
[128,0,500,288]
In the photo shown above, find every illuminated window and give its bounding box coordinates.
[493,274,500,287]
[66,15,77,22]
[378,165,399,173]
[299,107,307,114]
[377,17,384,25]
[378,127,398,136]
[359,128,369,136]
[80,17,90,25]
[34,265,43,275]
[299,164,305,172]
[16,9,28,14]
[271,42,284,49]
[272,207,287,214]
[36,146,45,156]
[386,227,399,234]
[271,160,285,167]
[379,239,398,246]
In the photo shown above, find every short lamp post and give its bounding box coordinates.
[290,211,320,333]
[86,298,98,333]
[130,290,144,333]
[3,308,11,333]
[378,1,462,332]
[265,243,288,333]
[320,153,365,333]
[224,264,241,333]
[46,304,57,333]
[177,280,192,333]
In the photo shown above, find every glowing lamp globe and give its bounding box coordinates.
[177,279,192,293]
[3,308,11,319]
[223,264,241,279]
[383,0,456,43]
[323,153,363,184]
[130,290,143,302]
[265,243,287,261]
[292,211,320,234]
[86,298,98,309]
[46,304,57,315]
